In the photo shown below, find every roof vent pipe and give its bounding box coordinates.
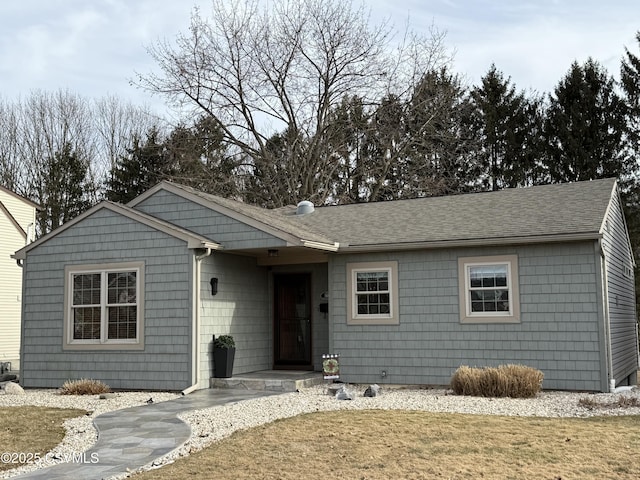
[296,200,315,215]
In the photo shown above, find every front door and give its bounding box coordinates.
[273,273,312,369]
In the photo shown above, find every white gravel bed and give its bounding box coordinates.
[2,385,640,479]
[120,384,640,478]
[0,390,179,479]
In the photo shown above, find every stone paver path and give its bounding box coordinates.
[12,388,278,480]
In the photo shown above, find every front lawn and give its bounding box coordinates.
[0,406,87,472]
[133,410,640,479]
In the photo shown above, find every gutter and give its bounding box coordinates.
[182,246,213,396]
[338,232,603,252]
[301,240,340,252]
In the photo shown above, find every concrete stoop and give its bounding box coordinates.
[210,370,323,392]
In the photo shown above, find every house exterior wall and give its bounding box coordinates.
[200,253,271,384]
[328,242,606,391]
[20,209,194,391]
[0,189,36,371]
[0,212,25,369]
[0,188,36,234]
[601,191,638,385]
[271,263,330,371]
[135,190,287,249]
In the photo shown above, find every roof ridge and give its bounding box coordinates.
[311,178,617,211]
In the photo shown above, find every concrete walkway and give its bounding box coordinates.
[12,389,279,480]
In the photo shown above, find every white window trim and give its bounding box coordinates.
[458,255,520,324]
[347,261,399,325]
[63,262,145,350]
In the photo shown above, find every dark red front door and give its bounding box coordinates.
[273,274,312,369]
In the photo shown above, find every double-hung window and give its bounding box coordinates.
[64,262,145,350]
[347,261,399,325]
[458,255,520,323]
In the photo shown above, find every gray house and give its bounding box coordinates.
[13,178,638,392]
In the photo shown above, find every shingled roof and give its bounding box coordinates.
[144,178,616,252]
[281,178,617,250]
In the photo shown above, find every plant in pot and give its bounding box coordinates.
[213,334,235,378]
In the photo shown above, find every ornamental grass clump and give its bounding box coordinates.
[450,364,543,398]
[59,378,111,395]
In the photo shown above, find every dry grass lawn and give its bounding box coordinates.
[2,405,640,479]
[0,406,87,472]
[135,410,640,480]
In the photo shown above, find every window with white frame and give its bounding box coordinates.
[64,262,145,350]
[458,255,520,323]
[347,261,399,325]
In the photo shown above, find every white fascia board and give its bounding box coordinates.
[598,179,618,235]
[0,201,27,240]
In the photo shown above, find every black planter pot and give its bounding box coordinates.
[213,347,236,378]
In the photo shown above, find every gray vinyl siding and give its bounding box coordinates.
[199,259,330,382]
[135,190,286,250]
[328,242,604,391]
[602,192,638,385]
[199,253,271,383]
[20,209,193,391]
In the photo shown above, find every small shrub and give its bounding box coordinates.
[618,396,640,407]
[214,334,235,349]
[577,397,598,410]
[59,378,111,395]
[578,395,640,410]
[450,364,543,398]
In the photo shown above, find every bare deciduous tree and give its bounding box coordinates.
[16,90,97,212]
[0,98,22,191]
[93,94,159,179]
[137,0,451,206]
[0,90,159,235]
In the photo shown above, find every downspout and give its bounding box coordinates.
[597,239,615,392]
[26,222,34,244]
[182,247,212,396]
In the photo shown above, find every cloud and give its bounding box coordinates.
[390,0,640,93]
[0,0,205,105]
[1,4,108,92]
[0,0,638,110]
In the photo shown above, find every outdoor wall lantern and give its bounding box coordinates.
[210,277,219,296]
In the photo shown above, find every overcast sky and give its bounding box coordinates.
[1,0,639,116]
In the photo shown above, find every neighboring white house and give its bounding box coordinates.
[0,185,38,371]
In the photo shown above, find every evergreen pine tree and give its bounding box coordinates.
[106,127,167,204]
[470,64,540,190]
[164,116,238,198]
[38,142,93,234]
[545,59,629,184]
